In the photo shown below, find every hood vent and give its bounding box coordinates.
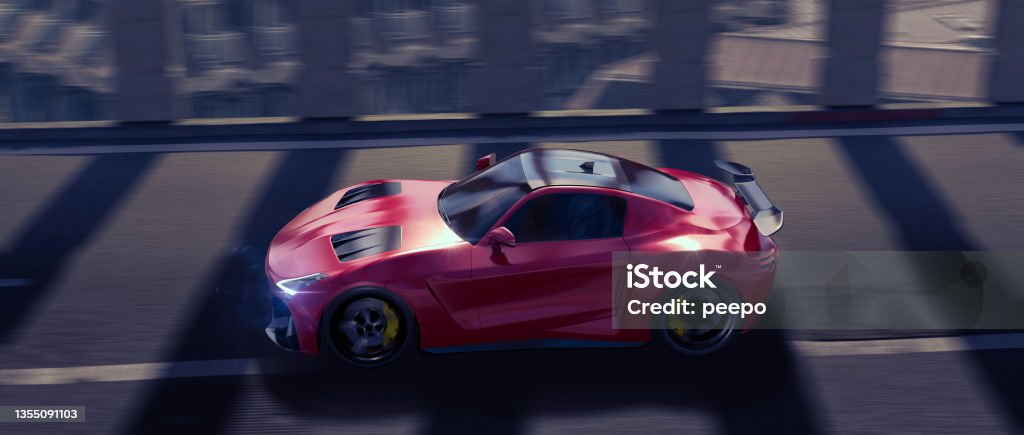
[335,182,401,210]
[331,226,402,262]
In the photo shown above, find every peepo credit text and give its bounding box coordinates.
[625,263,767,319]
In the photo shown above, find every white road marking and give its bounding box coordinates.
[793,333,1024,357]
[4,122,1024,156]
[1,334,1023,385]
[0,278,33,287]
[0,358,265,385]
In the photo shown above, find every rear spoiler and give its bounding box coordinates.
[714,160,784,236]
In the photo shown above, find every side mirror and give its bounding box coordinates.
[475,153,497,171]
[486,226,516,247]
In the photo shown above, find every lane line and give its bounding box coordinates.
[794,336,967,356]
[793,333,1024,357]
[0,358,266,385]
[2,334,1024,385]
[0,279,33,287]
[4,122,1024,156]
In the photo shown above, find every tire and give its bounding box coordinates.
[320,288,418,369]
[655,279,742,356]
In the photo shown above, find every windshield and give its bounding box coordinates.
[438,155,531,243]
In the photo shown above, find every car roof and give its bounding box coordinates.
[513,148,695,211]
[518,148,630,191]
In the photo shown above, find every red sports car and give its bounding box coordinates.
[265,148,782,367]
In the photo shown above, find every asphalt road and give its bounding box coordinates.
[0,128,1023,434]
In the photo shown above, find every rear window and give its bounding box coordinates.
[618,159,694,211]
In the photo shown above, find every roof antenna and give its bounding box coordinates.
[579,161,595,174]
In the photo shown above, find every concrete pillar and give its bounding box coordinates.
[989,0,1024,103]
[473,0,533,115]
[651,0,710,111]
[110,0,174,122]
[295,0,352,118]
[820,0,885,107]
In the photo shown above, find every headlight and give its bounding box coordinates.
[275,272,328,296]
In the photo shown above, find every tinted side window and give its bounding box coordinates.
[504,193,626,243]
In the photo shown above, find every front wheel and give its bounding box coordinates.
[656,281,741,355]
[322,289,417,368]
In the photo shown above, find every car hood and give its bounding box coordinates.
[267,179,462,279]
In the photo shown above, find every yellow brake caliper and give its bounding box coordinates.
[382,302,401,345]
[667,314,686,337]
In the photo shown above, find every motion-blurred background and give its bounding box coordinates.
[0,0,1017,121]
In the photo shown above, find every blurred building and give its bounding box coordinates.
[0,0,1019,122]
[532,0,651,109]
[576,0,997,109]
[169,0,298,118]
[0,0,114,122]
[348,0,478,114]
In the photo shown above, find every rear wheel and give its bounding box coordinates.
[657,281,741,355]
[323,290,417,368]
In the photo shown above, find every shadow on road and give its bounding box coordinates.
[256,331,820,434]
[124,149,347,435]
[836,135,984,328]
[837,135,1024,432]
[0,153,159,343]
[836,135,977,251]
